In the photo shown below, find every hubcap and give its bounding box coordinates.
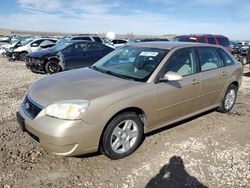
[110,120,139,154]
[49,64,57,72]
[224,89,236,110]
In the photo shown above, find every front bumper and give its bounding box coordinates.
[25,58,46,73]
[17,100,102,156]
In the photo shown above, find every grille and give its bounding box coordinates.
[23,96,43,119]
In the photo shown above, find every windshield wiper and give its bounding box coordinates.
[91,66,134,81]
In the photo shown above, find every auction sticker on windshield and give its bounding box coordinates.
[139,51,159,57]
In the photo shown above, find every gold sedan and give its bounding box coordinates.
[17,42,242,159]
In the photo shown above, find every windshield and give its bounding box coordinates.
[50,41,72,51]
[93,46,168,82]
[20,39,33,46]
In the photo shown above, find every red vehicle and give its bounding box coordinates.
[173,34,232,53]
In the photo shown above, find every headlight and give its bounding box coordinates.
[45,100,89,120]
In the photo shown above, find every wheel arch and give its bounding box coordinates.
[230,81,239,90]
[98,107,147,151]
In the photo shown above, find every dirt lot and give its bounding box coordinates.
[0,57,249,188]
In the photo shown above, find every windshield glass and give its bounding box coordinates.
[50,41,72,51]
[20,39,33,46]
[93,46,168,82]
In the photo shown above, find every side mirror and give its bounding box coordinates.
[159,71,182,82]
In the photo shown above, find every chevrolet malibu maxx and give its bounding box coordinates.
[17,42,242,159]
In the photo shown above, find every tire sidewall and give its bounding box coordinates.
[101,112,144,160]
[221,85,238,113]
[45,61,61,74]
[19,52,27,61]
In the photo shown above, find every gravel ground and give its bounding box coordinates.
[0,57,249,188]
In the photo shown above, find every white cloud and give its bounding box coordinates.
[148,0,236,6]
[17,0,121,14]
[191,0,236,5]
[0,0,249,40]
[18,0,62,11]
[0,10,250,40]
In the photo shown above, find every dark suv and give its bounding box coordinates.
[173,34,232,53]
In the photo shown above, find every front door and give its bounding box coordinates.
[153,48,201,128]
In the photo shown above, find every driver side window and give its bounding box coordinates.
[31,40,44,47]
[164,48,197,76]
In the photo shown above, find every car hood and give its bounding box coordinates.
[27,49,57,59]
[28,68,140,107]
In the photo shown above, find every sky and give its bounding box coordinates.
[0,0,250,40]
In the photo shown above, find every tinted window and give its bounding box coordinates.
[72,37,92,41]
[207,37,216,44]
[198,48,222,71]
[198,37,206,43]
[113,40,127,44]
[164,48,197,76]
[69,43,86,52]
[172,37,196,42]
[217,37,230,47]
[84,43,105,51]
[92,37,103,43]
[217,48,234,66]
[31,39,44,47]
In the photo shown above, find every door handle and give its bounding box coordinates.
[192,79,200,85]
[222,71,228,76]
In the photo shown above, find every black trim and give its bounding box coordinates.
[23,96,43,119]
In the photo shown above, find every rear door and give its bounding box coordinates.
[197,47,228,109]
[153,48,201,127]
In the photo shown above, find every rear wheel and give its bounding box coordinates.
[217,84,237,113]
[45,61,61,74]
[101,112,144,160]
[19,52,28,61]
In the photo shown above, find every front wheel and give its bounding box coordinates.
[45,61,61,74]
[217,84,238,113]
[101,112,144,160]
[19,52,28,61]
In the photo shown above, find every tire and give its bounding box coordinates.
[45,61,61,74]
[217,84,238,113]
[242,57,247,65]
[101,112,144,160]
[19,52,28,61]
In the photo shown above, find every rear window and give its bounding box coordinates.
[207,37,216,44]
[72,37,92,41]
[198,37,206,43]
[217,48,234,66]
[173,37,196,42]
[198,47,222,71]
[93,37,103,43]
[217,37,230,47]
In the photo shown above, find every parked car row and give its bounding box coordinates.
[230,41,250,65]
[0,35,173,74]
[172,34,232,53]
[1,33,246,76]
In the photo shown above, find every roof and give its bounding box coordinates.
[175,34,228,38]
[128,41,220,50]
